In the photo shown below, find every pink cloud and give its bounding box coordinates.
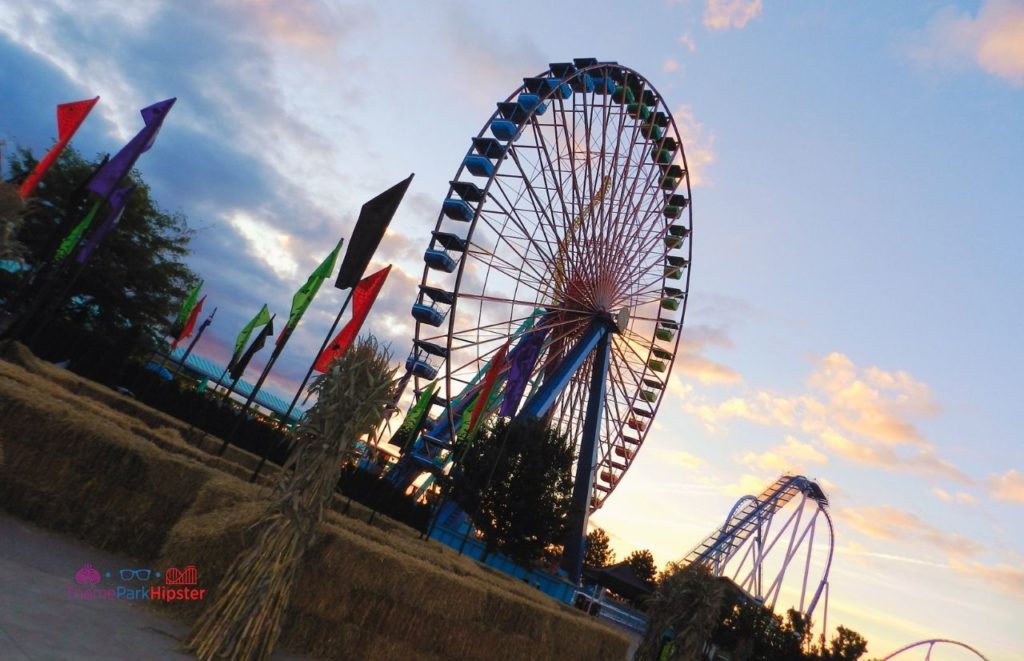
[910,0,1024,86]
[703,0,763,31]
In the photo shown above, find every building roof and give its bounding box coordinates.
[166,347,305,423]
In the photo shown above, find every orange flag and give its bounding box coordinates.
[314,265,392,372]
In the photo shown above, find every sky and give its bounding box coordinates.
[2,0,1022,658]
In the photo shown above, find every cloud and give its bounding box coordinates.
[672,105,717,187]
[838,505,984,558]
[737,435,828,474]
[679,33,697,53]
[663,58,680,73]
[948,557,1024,599]
[703,0,763,31]
[931,487,979,505]
[988,469,1024,503]
[657,449,707,472]
[909,0,1024,86]
[681,353,971,482]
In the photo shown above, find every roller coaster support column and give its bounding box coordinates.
[520,319,612,584]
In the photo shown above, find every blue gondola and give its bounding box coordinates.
[463,155,494,178]
[405,340,448,380]
[411,285,456,327]
[424,231,467,273]
[442,198,475,222]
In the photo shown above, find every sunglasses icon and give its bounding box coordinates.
[119,569,152,581]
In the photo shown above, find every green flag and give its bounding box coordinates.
[395,381,437,449]
[54,201,101,262]
[231,304,271,362]
[278,239,343,345]
[174,282,204,330]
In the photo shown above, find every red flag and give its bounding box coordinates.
[314,265,392,372]
[465,342,510,438]
[172,295,206,350]
[19,97,100,198]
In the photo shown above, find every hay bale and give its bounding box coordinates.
[158,506,630,661]
[0,349,630,660]
[0,377,214,558]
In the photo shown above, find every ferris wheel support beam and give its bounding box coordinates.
[559,329,611,583]
[520,320,612,420]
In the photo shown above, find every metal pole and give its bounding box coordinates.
[170,307,216,381]
[281,286,355,422]
[560,329,611,583]
[248,287,355,482]
[217,336,284,457]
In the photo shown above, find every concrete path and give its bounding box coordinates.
[0,511,307,660]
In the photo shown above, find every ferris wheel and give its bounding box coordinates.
[393,58,693,579]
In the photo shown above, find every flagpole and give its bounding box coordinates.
[170,307,216,380]
[217,333,286,458]
[245,286,355,483]
[195,314,273,452]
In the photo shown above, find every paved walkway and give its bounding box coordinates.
[0,511,306,660]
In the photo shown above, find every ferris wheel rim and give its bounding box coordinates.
[411,60,694,507]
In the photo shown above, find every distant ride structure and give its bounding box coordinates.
[880,639,990,660]
[388,57,694,581]
[682,475,834,624]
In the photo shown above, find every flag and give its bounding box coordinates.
[229,315,275,382]
[19,97,100,199]
[174,282,203,331]
[393,381,437,449]
[277,239,343,347]
[464,342,510,440]
[74,185,134,264]
[228,304,271,368]
[172,294,205,350]
[314,265,391,372]
[335,174,413,290]
[86,98,175,199]
[53,201,101,262]
[498,327,549,417]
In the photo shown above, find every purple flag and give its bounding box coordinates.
[75,185,134,264]
[86,98,175,199]
[498,327,549,417]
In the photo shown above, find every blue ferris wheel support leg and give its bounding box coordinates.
[519,320,613,584]
[560,329,610,583]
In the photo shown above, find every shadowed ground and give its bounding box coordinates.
[0,511,308,660]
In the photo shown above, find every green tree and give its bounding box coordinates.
[585,527,615,567]
[636,563,726,661]
[450,417,574,566]
[0,182,26,261]
[824,626,868,661]
[625,548,658,586]
[5,146,197,351]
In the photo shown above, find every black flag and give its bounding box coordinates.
[229,316,274,382]
[335,173,414,290]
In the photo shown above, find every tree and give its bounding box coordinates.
[4,146,198,352]
[450,416,574,566]
[635,563,726,661]
[824,626,868,661]
[625,548,658,586]
[584,527,615,567]
[0,182,26,261]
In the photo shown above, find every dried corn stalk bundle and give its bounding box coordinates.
[186,336,396,660]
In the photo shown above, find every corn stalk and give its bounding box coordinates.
[186,336,397,660]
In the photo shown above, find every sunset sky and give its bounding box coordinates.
[2,1,1022,658]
